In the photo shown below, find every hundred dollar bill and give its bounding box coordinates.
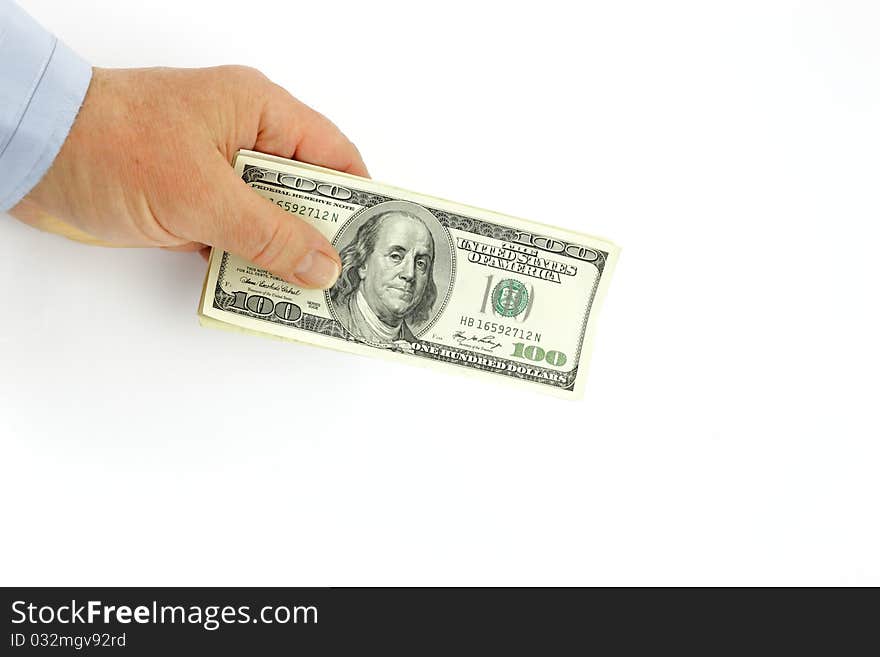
[199,150,619,398]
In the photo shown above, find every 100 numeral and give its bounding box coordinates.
[510,342,567,367]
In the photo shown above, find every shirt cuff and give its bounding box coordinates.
[0,3,92,211]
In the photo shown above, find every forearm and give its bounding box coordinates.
[0,0,91,211]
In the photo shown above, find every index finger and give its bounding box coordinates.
[261,87,369,178]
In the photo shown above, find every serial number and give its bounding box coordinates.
[459,315,542,343]
[268,197,340,223]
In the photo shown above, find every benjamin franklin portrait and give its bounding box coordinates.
[329,200,453,345]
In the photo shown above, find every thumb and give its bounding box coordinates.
[196,156,341,289]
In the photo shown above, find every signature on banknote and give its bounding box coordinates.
[452,331,503,352]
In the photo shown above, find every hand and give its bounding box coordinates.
[9,66,368,288]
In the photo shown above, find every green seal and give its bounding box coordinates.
[492,279,529,317]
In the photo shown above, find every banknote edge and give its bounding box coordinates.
[237,150,620,257]
[197,304,586,400]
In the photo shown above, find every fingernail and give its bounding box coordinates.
[293,250,340,288]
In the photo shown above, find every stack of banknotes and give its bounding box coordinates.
[199,151,618,398]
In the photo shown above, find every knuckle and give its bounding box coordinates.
[219,65,267,85]
[271,82,296,103]
[236,64,261,78]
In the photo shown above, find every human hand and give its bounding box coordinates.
[9,66,368,288]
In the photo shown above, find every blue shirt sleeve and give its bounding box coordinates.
[0,1,91,211]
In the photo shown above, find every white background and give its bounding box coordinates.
[1,0,878,586]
